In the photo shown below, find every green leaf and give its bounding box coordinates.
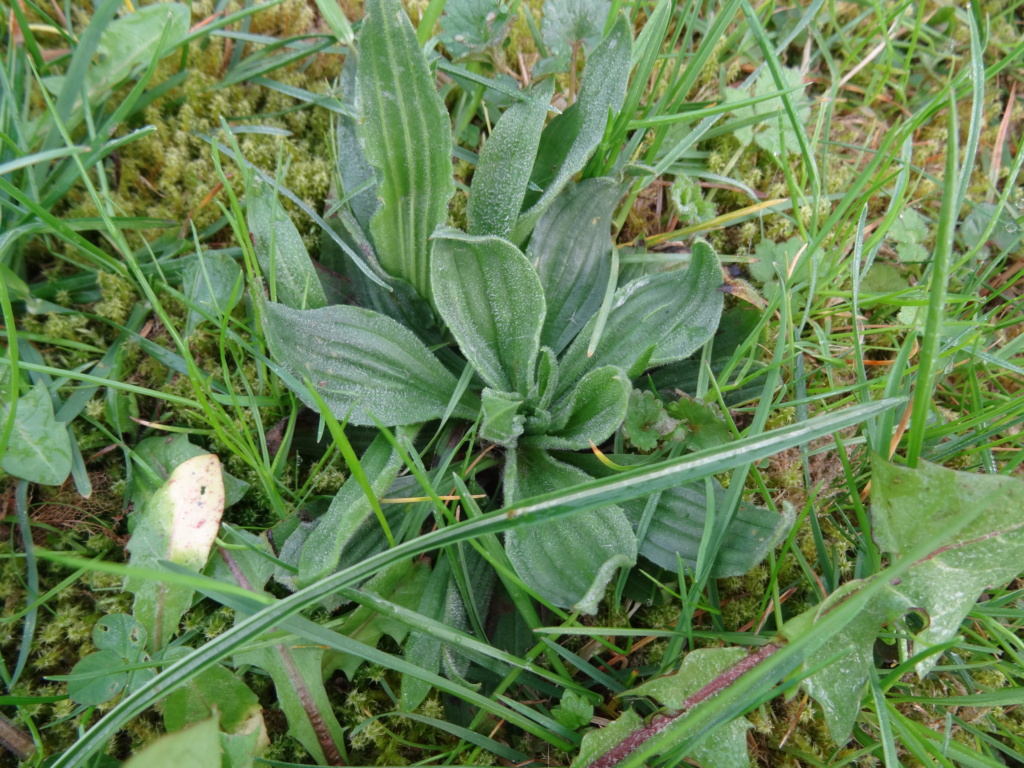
[0,380,71,485]
[431,230,545,394]
[541,0,611,61]
[725,67,810,156]
[67,651,129,706]
[468,79,555,239]
[888,208,930,263]
[358,0,454,299]
[440,0,514,57]
[528,177,624,354]
[247,178,327,310]
[298,432,410,586]
[552,690,594,731]
[626,648,752,768]
[785,457,1024,743]
[183,251,243,333]
[514,14,631,242]
[262,300,477,426]
[234,641,346,764]
[122,717,221,768]
[622,389,685,452]
[164,661,263,737]
[130,434,249,512]
[557,239,724,394]
[401,556,453,711]
[665,397,732,452]
[336,52,378,232]
[530,366,630,450]
[480,389,526,446]
[625,479,792,577]
[574,709,643,768]
[505,448,636,613]
[327,559,431,679]
[41,4,189,101]
[669,175,717,227]
[67,614,154,706]
[125,455,226,650]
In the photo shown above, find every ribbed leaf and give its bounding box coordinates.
[431,230,545,394]
[336,52,377,232]
[624,479,792,577]
[262,301,476,426]
[529,365,629,450]
[247,179,327,310]
[528,177,624,353]
[557,239,723,394]
[358,0,454,299]
[505,448,636,614]
[513,14,631,243]
[183,251,243,333]
[468,79,555,239]
[298,433,408,586]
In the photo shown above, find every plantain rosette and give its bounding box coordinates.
[257,0,782,618]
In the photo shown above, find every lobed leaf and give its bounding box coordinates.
[262,300,477,426]
[784,457,1024,743]
[358,0,454,299]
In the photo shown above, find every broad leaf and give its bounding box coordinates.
[514,15,631,243]
[557,239,723,394]
[262,301,477,426]
[183,250,243,333]
[164,661,263,737]
[528,177,624,354]
[431,230,545,394]
[530,365,630,450]
[67,614,154,706]
[298,431,411,586]
[541,0,611,61]
[725,67,810,156]
[326,559,431,679]
[125,455,225,651]
[121,717,221,768]
[625,479,792,577]
[505,448,636,613]
[468,79,555,239]
[603,648,752,768]
[358,0,454,299]
[130,434,248,512]
[0,380,71,485]
[401,555,453,711]
[247,178,327,310]
[784,457,1024,743]
[440,0,514,57]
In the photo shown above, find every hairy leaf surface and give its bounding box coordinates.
[557,239,723,393]
[468,79,554,239]
[359,0,454,298]
[432,230,545,394]
[247,179,327,310]
[529,177,623,354]
[505,448,636,613]
[530,365,629,450]
[262,301,477,426]
[513,15,631,242]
